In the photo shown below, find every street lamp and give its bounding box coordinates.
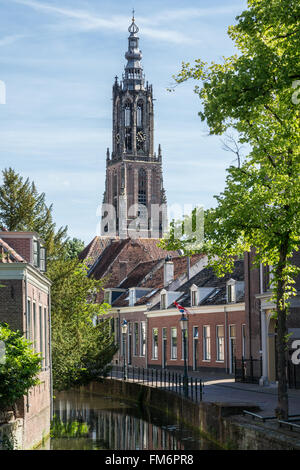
[180,312,188,398]
[121,319,128,380]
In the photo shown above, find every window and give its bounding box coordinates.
[39,305,43,364]
[44,308,48,368]
[140,322,146,356]
[171,327,177,359]
[33,240,40,267]
[124,103,131,127]
[242,324,246,358]
[138,169,147,217]
[33,302,37,351]
[27,299,31,341]
[216,325,225,361]
[203,326,211,360]
[152,328,158,359]
[134,322,139,356]
[181,329,188,360]
[227,284,233,302]
[191,289,198,307]
[137,102,143,127]
[40,247,46,272]
[160,292,167,310]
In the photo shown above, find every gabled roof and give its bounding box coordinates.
[0,238,25,263]
[149,259,245,310]
[88,237,180,282]
[78,236,112,266]
[112,253,204,308]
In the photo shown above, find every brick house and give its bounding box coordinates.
[0,231,51,449]
[146,259,246,374]
[104,254,207,369]
[244,250,300,386]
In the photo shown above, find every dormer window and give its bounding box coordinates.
[160,291,167,310]
[33,239,46,272]
[226,279,244,303]
[190,285,198,307]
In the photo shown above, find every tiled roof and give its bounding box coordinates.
[88,237,181,282]
[0,238,25,263]
[89,238,129,280]
[113,253,204,307]
[149,259,245,310]
[78,236,112,266]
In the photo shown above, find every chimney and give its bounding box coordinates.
[164,255,174,286]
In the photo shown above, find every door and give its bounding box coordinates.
[162,327,167,369]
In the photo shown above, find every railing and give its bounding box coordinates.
[234,357,262,384]
[109,365,204,403]
[287,361,300,389]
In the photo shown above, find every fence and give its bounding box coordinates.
[109,365,204,403]
[287,361,300,389]
[234,357,262,384]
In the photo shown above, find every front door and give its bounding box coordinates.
[229,325,236,374]
[193,327,198,371]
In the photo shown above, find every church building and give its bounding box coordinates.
[101,14,167,239]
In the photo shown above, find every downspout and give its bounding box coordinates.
[247,252,252,358]
[25,271,30,412]
[224,306,228,374]
[48,288,53,420]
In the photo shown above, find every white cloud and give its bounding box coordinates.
[10,0,200,44]
[0,34,26,47]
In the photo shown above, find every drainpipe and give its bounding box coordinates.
[247,252,252,358]
[224,306,228,374]
[25,271,30,413]
[48,288,53,420]
[259,263,268,385]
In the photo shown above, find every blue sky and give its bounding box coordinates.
[0,0,248,244]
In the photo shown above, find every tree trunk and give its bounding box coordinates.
[275,240,289,420]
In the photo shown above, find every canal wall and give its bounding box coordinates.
[86,379,300,451]
[0,411,23,450]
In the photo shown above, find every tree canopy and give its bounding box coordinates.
[162,0,300,418]
[0,323,41,411]
[47,258,117,391]
[0,168,68,257]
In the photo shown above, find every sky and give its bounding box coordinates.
[0,0,248,244]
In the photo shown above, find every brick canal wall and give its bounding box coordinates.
[87,379,300,450]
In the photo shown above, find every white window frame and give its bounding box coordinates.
[203,325,211,361]
[171,327,177,360]
[216,325,225,362]
[152,328,158,360]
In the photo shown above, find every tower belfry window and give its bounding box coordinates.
[137,102,143,127]
[125,103,131,127]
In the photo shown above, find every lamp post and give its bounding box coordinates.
[121,319,128,380]
[180,312,188,398]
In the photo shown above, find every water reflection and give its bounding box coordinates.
[44,390,218,450]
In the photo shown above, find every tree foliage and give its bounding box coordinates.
[162,0,300,418]
[0,168,68,257]
[64,237,85,260]
[47,258,117,392]
[0,323,41,411]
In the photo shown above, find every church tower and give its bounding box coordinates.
[102,14,167,238]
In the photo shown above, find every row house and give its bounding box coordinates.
[147,260,245,374]
[244,250,300,386]
[105,254,205,369]
[105,253,246,375]
[0,231,52,449]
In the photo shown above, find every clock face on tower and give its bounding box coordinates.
[137,131,146,142]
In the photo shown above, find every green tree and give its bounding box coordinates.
[0,168,68,257]
[47,257,117,391]
[64,237,85,260]
[162,0,300,418]
[0,323,41,411]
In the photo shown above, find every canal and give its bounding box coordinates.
[40,390,220,450]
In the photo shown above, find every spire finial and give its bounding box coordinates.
[128,10,139,34]
[132,8,135,21]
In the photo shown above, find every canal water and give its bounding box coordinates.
[41,390,219,450]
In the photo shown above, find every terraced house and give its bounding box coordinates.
[0,231,51,449]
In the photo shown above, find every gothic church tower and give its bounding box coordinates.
[102,14,167,238]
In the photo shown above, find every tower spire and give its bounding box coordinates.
[123,13,144,90]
